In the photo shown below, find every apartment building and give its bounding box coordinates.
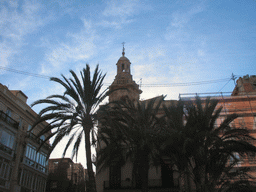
[0,83,51,192]
[47,158,87,192]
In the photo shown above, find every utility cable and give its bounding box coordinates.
[0,66,51,79]
[104,78,231,87]
[0,66,237,88]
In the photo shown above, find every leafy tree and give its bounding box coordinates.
[31,64,107,192]
[97,96,164,192]
[162,97,256,192]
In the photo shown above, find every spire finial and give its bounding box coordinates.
[122,42,125,56]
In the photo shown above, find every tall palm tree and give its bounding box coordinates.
[97,96,165,192]
[162,97,256,192]
[31,64,107,192]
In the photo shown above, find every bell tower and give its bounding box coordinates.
[108,45,142,102]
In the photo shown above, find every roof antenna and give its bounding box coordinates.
[231,73,237,85]
[122,42,125,56]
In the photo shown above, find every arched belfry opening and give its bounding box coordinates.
[122,63,125,72]
[108,44,142,102]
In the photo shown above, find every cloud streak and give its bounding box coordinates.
[103,0,139,18]
[41,19,97,74]
[0,0,48,67]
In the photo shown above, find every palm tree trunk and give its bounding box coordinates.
[84,129,96,192]
[140,163,149,192]
[139,153,149,192]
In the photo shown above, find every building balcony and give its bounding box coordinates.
[104,179,180,191]
[26,132,51,150]
[22,156,48,174]
[0,110,19,129]
[0,142,13,156]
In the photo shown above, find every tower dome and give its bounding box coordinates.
[108,45,142,102]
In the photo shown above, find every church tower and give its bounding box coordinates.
[108,45,142,102]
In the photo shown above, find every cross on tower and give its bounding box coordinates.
[122,42,125,56]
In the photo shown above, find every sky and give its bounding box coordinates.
[1,0,256,168]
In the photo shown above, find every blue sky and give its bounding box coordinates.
[1,0,256,167]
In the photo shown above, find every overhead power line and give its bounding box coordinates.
[0,66,235,88]
[105,78,232,87]
[0,66,51,79]
[140,78,231,87]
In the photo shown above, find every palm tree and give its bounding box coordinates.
[31,64,107,192]
[162,97,256,192]
[97,96,165,192]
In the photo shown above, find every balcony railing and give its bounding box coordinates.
[0,142,13,155]
[104,179,180,190]
[23,156,48,174]
[26,132,51,150]
[0,111,19,129]
[240,157,256,165]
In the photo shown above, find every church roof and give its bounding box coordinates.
[118,56,130,62]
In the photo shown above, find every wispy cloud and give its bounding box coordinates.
[0,1,46,42]
[165,3,205,41]
[103,0,139,18]
[0,0,48,67]
[41,19,97,74]
[0,44,15,68]
[97,19,134,29]
[171,5,204,28]
[164,2,208,84]
[100,0,141,29]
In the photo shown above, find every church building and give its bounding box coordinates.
[95,47,179,192]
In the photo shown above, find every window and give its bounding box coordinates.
[40,135,45,141]
[253,81,256,89]
[0,157,12,184]
[253,116,256,130]
[27,124,33,133]
[109,161,121,189]
[0,130,15,149]
[24,145,47,173]
[19,117,23,129]
[6,109,12,117]
[6,108,12,123]
[230,152,241,167]
[53,162,58,172]
[25,145,37,161]
[122,64,125,72]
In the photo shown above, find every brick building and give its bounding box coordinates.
[0,83,51,192]
[47,158,87,192]
[180,75,256,178]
